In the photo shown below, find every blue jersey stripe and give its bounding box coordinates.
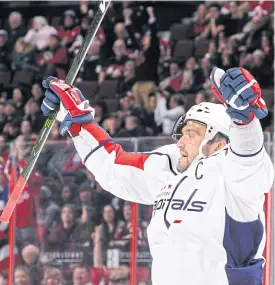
[84,139,113,163]
[223,209,264,285]
[142,152,178,175]
[230,144,263,158]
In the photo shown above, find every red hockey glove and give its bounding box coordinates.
[210,67,268,124]
[41,76,95,136]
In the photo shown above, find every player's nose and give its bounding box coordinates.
[176,136,185,148]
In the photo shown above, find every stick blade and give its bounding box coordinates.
[0,176,26,223]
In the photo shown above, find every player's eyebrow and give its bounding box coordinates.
[182,128,200,135]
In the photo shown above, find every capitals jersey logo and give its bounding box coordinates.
[152,188,207,216]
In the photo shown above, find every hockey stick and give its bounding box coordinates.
[0,0,111,223]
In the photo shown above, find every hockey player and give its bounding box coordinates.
[41,67,273,285]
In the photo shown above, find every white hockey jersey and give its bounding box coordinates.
[72,118,273,285]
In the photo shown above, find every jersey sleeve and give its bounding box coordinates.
[72,122,179,204]
[223,118,274,200]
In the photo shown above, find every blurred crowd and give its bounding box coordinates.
[0,1,274,285]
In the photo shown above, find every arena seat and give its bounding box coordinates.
[194,38,211,58]
[0,72,11,86]
[12,71,34,85]
[173,40,194,60]
[105,99,120,113]
[76,81,98,101]
[98,80,119,98]
[170,23,190,41]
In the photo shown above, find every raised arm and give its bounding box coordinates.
[211,67,274,199]
[41,77,179,205]
[224,117,273,200]
[123,8,141,51]
[124,6,159,58]
[72,123,178,204]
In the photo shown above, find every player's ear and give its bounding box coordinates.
[214,140,227,152]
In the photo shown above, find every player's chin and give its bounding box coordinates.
[177,156,189,173]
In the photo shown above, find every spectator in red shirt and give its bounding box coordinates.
[58,10,81,48]
[159,60,185,95]
[239,1,274,14]
[3,152,42,249]
[8,139,43,249]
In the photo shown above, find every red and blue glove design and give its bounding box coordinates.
[41,76,94,136]
[211,67,268,124]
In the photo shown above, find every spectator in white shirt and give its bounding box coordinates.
[24,16,57,51]
[155,93,185,135]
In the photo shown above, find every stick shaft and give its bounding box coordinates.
[0,0,111,223]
